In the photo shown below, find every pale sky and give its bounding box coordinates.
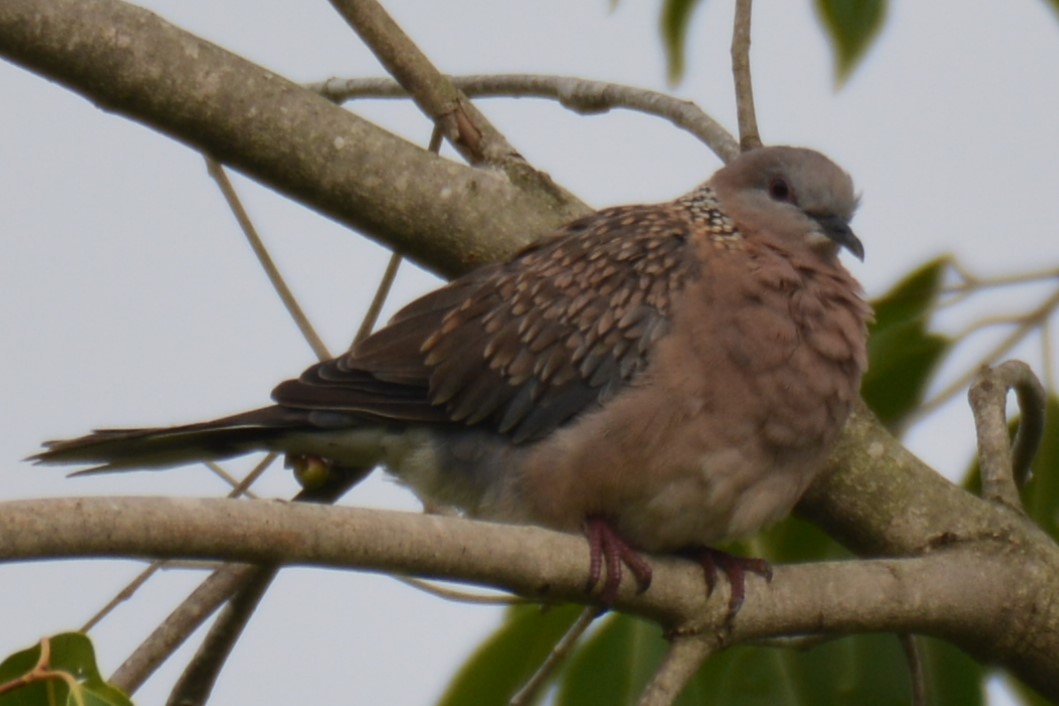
[2,1,1057,704]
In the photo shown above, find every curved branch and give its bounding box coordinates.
[0,495,1057,699]
[310,75,740,163]
[969,360,1047,506]
[0,0,589,278]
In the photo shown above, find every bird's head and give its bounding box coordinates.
[710,146,864,261]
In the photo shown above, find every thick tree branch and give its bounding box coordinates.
[0,495,1057,699]
[0,0,588,278]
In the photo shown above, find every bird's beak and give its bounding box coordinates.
[814,214,864,261]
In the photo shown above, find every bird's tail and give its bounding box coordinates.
[29,406,304,474]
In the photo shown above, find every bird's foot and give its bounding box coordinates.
[689,547,772,622]
[583,516,653,605]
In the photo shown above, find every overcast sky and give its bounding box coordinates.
[2,1,1057,704]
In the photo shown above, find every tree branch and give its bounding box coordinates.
[324,0,583,216]
[969,361,1047,507]
[731,0,761,151]
[310,74,740,163]
[205,157,331,362]
[509,606,599,706]
[110,563,256,694]
[0,495,1057,698]
[0,0,588,279]
[638,635,717,706]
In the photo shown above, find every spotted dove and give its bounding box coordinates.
[33,146,871,613]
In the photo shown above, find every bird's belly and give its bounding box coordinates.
[609,453,814,551]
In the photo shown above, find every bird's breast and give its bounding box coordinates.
[501,247,867,549]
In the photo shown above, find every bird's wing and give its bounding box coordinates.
[272,204,701,443]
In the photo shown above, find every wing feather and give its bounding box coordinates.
[272,203,702,442]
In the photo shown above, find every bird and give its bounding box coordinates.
[32,145,871,615]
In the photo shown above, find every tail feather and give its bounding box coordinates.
[30,406,304,473]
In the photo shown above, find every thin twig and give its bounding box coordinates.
[221,453,277,499]
[637,636,717,706]
[310,74,739,163]
[948,313,1030,345]
[731,0,761,152]
[968,361,1047,509]
[204,158,331,362]
[352,251,403,347]
[509,606,600,706]
[203,461,259,499]
[899,634,927,706]
[395,576,524,605]
[81,563,164,632]
[941,263,1059,296]
[912,287,1059,422]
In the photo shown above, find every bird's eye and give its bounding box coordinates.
[768,177,794,203]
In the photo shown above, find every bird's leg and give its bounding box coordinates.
[690,547,772,621]
[583,516,653,604]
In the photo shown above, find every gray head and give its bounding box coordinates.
[709,146,863,260]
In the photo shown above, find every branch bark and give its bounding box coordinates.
[0,494,1057,699]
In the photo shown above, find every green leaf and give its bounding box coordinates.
[659,0,706,85]
[862,258,950,431]
[814,0,887,83]
[0,633,133,706]
[438,603,584,706]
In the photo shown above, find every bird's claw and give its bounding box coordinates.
[584,516,653,605]
[693,547,772,622]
